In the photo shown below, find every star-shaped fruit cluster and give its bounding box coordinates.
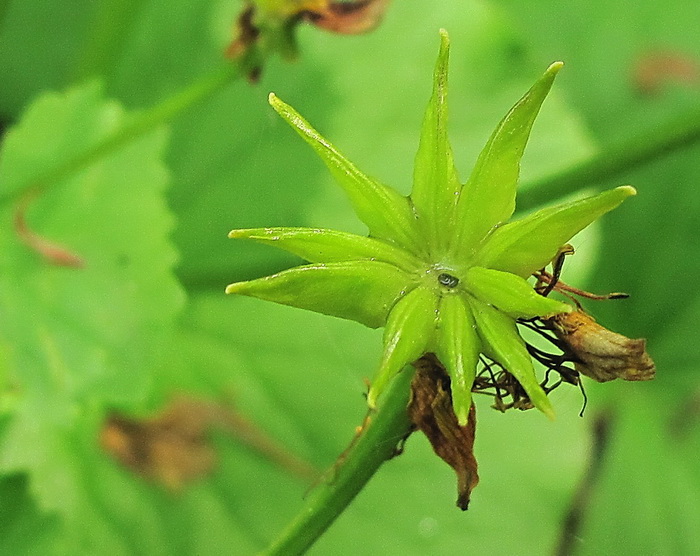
[226,30,635,425]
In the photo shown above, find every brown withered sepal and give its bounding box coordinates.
[408,355,479,510]
[545,310,655,383]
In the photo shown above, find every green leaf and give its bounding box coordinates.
[469,298,554,419]
[229,227,422,272]
[0,1,97,116]
[0,81,183,404]
[576,396,700,556]
[465,266,571,318]
[0,83,120,198]
[477,185,636,277]
[268,93,423,253]
[452,62,563,260]
[0,81,184,544]
[226,260,412,329]
[410,29,460,256]
[434,294,481,426]
[367,286,438,407]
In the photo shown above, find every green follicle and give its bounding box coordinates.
[226,30,637,426]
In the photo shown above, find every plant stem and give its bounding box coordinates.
[260,367,415,556]
[517,107,700,212]
[0,61,242,207]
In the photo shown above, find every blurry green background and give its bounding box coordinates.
[0,1,698,554]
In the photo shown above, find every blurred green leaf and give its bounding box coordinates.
[576,397,700,556]
[0,474,60,555]
[0,81,183,550]
[0,0,96,117]
[497,0,700,142]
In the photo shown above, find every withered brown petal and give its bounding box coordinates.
[408,356,479,510]
[304,0,390,34]
[546,311,656,382]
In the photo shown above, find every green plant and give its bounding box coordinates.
[227,30,651,554]
[1,2,699,555]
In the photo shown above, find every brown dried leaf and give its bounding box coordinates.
[546,310,655,382]
[408,356,479,510]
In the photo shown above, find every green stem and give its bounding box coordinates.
[517,107,700,212]
[0,61,242,207]
[260,366,415,556]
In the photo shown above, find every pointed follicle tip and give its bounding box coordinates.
[456,412,469,428]
[547,61,565,75]
[457,493,471,511]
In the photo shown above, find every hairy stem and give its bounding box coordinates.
[0,61,242,207]
[518,107,700,212]
[260,367,415,556]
